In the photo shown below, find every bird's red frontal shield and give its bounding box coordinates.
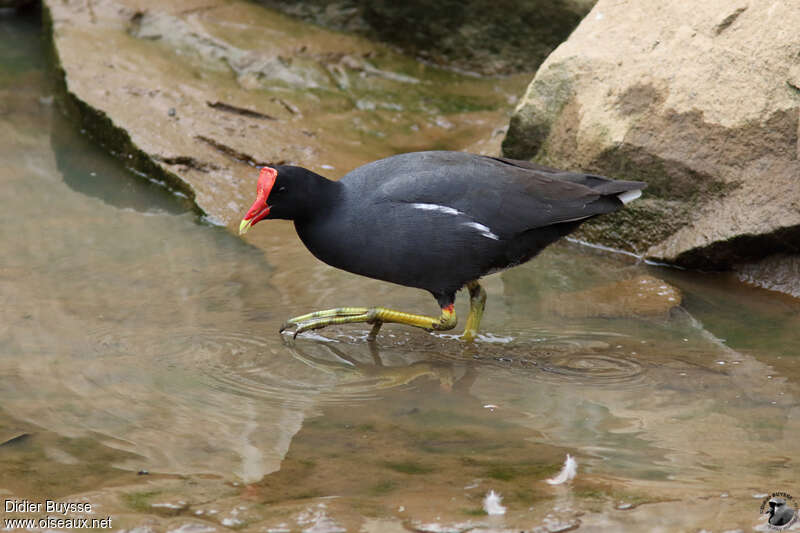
[239,167,277,234]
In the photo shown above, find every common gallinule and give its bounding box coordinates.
[239,151,645,341]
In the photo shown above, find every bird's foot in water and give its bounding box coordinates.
[280,307,371,338]
[280,305,457,340]
[461,281,487,342]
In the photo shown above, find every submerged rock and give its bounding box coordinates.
[503,1,800,279]
[545,275,681,319]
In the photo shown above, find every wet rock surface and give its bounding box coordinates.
[545,275,681,319]
[736,254,800,299]
[44,0,525,229]
[255,0,596,76]
[503,1,800,281]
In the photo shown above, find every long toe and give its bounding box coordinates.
[279,303,455,340]
[292,315,363,338]
[280,308,368,335]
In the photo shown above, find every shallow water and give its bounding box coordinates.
[2,10,800,533]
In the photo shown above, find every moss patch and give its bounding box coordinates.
[383,460,436,475]
[122,490,161,512]
[367,480,398,495]
[573,198,692,254]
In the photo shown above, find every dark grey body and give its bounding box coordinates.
[275,151,645,305]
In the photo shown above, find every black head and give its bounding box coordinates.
[239,165,335,233]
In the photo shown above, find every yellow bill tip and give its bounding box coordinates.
[239,218,252,235]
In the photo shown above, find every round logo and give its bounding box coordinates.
[759,492,798,530]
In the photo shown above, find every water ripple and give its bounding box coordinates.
[535,352,646,386]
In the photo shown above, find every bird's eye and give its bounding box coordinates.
[277,186,287,193]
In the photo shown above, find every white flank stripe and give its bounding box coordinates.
[410,202,462,216]
[410,203,500,240]
[462,221,500,240]
[617,189,642,205]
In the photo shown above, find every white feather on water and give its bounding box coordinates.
[546,454,578,485]
[483,490,506,515]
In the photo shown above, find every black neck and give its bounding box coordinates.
[301,170,341,220]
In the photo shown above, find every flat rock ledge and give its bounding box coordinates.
[44,0,518,229]
[502,0,800,295]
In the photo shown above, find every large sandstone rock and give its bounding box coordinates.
[503,1,800,276]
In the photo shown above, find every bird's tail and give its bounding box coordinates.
[485,155,646,205]
[554,172,646,205]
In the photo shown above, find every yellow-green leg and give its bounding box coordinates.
[280,304,457,339]
[461,281,487,342]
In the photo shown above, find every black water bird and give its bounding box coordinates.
[239,151,646,341]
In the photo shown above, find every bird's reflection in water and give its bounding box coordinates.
[251,338,570,525]
[284,338,477,394]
